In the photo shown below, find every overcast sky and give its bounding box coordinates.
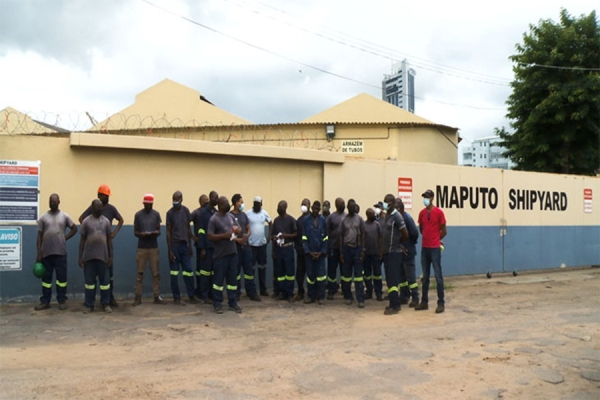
[0,0,595,149]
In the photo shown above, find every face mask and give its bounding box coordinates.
[382,202,389,211]
[323,206,330,213]
[301,205,308,214]
[374,208,381,216]
[239,203,245,212]
[173,201,181,208]
[423,198,431,207]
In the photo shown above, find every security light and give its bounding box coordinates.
[325,124,335,141]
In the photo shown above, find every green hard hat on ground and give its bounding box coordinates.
[33,262,46,279]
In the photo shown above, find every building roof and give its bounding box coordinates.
[0,107,68,135]
[90,78,252,131]
[301,93,455,129]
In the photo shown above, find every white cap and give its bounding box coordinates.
[254,196,262,202]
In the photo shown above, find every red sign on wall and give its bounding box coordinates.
[398,177,413,210]
[584,188,592,213]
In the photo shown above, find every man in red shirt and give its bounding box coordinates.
[415,189,447,314]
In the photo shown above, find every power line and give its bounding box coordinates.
[141,0,507,111]
[518,62,600,71]
[223,0,512,86]
[141,0,380,90]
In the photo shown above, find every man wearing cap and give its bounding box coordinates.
[132,194,166,306]
[196,191,218,304]
[396,198,420,308]
[373,201,386,221]
[246,196,271,297]
[79,184,124,307]
[34,193,78,311]
[416,189,447,314]
[166,190,196,305]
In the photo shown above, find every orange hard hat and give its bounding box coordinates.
[97,184,111,196]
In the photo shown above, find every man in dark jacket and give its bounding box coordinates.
[396,198,420,308]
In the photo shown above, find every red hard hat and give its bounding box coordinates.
[143,193,154,204]
[97,184,111,196]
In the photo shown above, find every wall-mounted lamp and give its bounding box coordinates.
[325,124,336,141]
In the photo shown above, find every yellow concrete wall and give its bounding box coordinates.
[101,123,457,165]
[324,159,600,227]
[1,135,323,223]
[3,134,595,228]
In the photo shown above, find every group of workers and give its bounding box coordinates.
[34,185,447,316]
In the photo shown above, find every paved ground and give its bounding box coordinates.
[1,268,599,399]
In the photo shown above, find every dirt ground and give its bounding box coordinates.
[0,268,599,400]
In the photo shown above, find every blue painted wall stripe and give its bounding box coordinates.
[0,225,598,301]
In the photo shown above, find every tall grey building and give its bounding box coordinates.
[382,59,416,113]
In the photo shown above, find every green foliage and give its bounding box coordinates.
[498,9,600,175]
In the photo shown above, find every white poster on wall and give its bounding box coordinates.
[0,227,22,271]
[0,160,40,224]
[397,177,413,209]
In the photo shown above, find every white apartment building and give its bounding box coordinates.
[462,136,515,169]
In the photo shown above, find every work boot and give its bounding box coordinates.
[383,306,400,315]
[364,292,373,300]
[260,290,269,297]
[174,298,186,306]
[435,304,445,314]
[317,299,324,305]
[154,296,166,305]
[400,298,409,305]
[83,307,93,314]
[249,295,262,302]
[376,295,384,302]
[103,305,113,313]
[214,305,224,314]
[345,299,353,306]
[414,303,429,311]
[132,296,142,306]
[304,298,316,304]
[294,292,304,302]
[276,293,286,301]
[358,302,365,309]
[326,294,334,300]
[229,305,243,314]
[110,299,119,308]
[187,296,199,304]
[34,303,50,311]
[409,300,419,308]
[200,298,213,305]
[58,302,67,311]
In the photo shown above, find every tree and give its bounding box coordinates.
[497,9,600,175]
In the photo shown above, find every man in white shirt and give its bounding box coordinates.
[246,196,272,296]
